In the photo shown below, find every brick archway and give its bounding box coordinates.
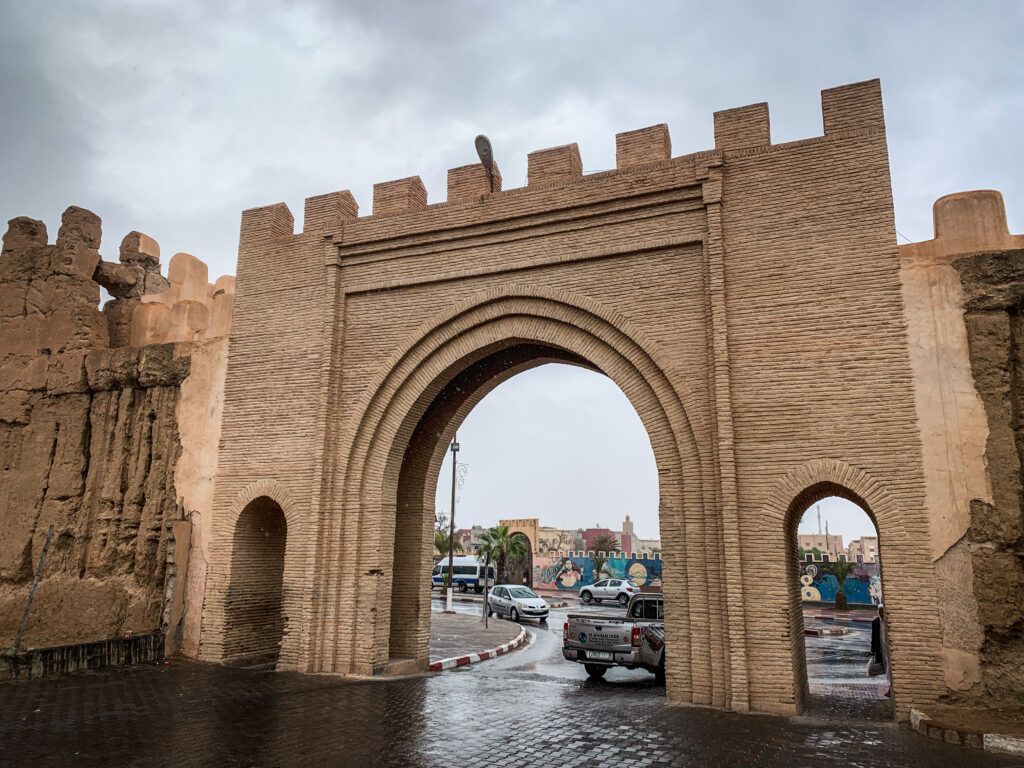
[206,80,951,717]
[749,459,945,714]
[200,480,310,671]
[508,532,534,589]
[311,289,714,698]
[222,495,287,665]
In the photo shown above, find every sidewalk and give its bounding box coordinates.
[428,612,522,664]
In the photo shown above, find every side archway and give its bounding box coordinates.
[199,479,309,671]
[749,458,944,715]
[223,495,287,665]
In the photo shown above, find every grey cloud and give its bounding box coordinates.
[2,0,1019,537]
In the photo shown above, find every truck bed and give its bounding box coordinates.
[564,614,635,656]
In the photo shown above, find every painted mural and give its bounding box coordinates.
[799,560,881,606]
[533,552,663,591]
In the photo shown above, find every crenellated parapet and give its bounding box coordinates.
[133,252,235,345]
[0,205,235,422]
[235,79,889,248]
[542,550,663,561]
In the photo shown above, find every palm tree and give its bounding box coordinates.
[831,560,856,610]
[589,533,619,584]
[434,531,464,557]
[590,533,619,553]
[478,525,527,584]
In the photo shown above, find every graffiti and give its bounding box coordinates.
[537,531,579,555]
[799,560,881,605]
[533,552,664,591]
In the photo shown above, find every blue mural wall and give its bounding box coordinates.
[533,552,663,591]
[799,560,882,605]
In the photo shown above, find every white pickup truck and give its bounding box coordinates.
[562,593,665,681]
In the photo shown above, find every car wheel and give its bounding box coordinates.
[458,581,467,593]
[474,585,483,594]
[584,664,607,679]
[581,591,592,604]
[539,617,547,624]
[618,593,629,607]
[655,656,666,684]
[487,607,493,617]
[510,607,519,622]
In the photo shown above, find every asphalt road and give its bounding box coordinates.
[0,602,1016,767]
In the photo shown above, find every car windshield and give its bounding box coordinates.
[507,587,537,599]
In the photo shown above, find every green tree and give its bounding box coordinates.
[590,533,619,583]
[831,560,856,610]
[478,525,527,584]
[797,546,822,560]
[434,531,464,557]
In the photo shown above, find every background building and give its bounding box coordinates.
[797,533,845,559]
[846,536,879,563]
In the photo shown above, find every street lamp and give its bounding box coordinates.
[445,434,460,612]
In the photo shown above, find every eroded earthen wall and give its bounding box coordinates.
[0,207,230,650]
[953,247,1024,706]
[900,190,1024,708]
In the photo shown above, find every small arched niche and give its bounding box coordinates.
[223,495,288,667]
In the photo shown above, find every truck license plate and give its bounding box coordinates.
[588,651,612,660]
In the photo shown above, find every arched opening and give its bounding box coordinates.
[381,337,677,677]
[223,495,287,667]
[786,484,890,718]
[507,532,534,588]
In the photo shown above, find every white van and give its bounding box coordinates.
[431,556,497,593]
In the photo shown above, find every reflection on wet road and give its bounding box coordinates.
[0,600,1015,767]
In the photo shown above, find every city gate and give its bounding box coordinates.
[199,79,946,716]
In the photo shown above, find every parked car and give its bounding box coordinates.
[431,556,496,593]
[488,585,549,623]
[563,593,665,680]
[579,578,640,606]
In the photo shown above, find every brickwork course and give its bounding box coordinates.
[3,77,1022,722]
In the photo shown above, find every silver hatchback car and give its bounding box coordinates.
[488,585,549,623]
[578,578,641,606]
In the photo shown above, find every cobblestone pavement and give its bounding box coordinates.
[428,610,521,661]
[0,605,1017,768]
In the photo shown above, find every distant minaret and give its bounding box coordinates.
[817,505,822,535]
[621,514,635,555]
[825,520,830,554]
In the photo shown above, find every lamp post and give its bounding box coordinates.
[475,135,495,193]
[445,433,460,612]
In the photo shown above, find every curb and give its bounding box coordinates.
[429,625,529,672]
[431,595,484,604]
[909,708,1024,756]
[803,627,850,636]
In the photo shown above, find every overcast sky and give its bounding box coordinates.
[2,2,1020,541]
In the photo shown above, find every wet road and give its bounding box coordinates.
[0,603,1016,767]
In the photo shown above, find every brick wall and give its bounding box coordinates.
[203,79,956,718]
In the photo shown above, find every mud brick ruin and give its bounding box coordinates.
[1,79,1021,719]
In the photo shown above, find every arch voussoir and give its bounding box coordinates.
[315,289,705,692]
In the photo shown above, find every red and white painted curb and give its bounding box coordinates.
[430,594,485,604]
[804,626,850,637]
[429,625,530,672]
